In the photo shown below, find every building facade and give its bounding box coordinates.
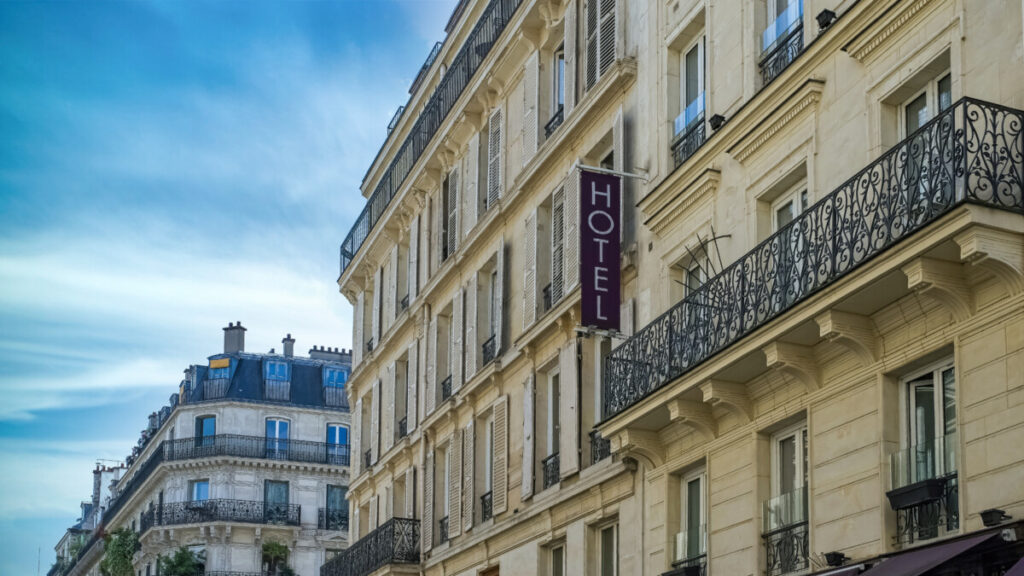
[57,325,353,576]
[332,1,1023,576]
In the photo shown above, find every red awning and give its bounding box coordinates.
[858,533,999,576]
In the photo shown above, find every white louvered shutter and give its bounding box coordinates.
[383,364,395,449]
[371,267,382,345]
[522,375,535,499]
[564,0,577,114]
[563,170,580,293]
[409,213,419,300]
[446,169,459,257]
[449,432,462,537]
[352,397,363,476]
[585,0,598,90]
[522,51,539,164]
[523,210,538,329]
[371,379,381,463]
[552,188,565,302]
[423,448,434,551]
[451,289,464,393]
[407,339,418,432]
[492,395,509,514]
[389,245,399,326]
[463,420,475,531]
[465,276,478,379]
[494,237,505,355]
[353,292,364,367]
[404,467,416,518]
[465,135,479,233]
[599,0,616,77]
[559,339,580,478]
[426,318,438,415]
[434,190,443,271]
[487,107,503,207]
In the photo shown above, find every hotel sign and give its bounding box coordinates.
[579,169,621,331]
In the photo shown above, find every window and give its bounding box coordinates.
[266,419,289,459]
[263,360,289,381]
[903,361,957,481]
[676,37,705,137]
[327,424,349,465]
[442,169,459,260]
[550,189,565,304]
[442,445,451,515]
[189,480,209,502]
[264,480,290,523]
[584,0,617,90]
[489,269,499,338]
[547,371,561,455]
[763,0,802,53]
[772,188,808,231]
[326,485,348,530]
[902,73,952,136]
[194,416,215,448]
[324,368,347,388]
[551,543,565,576]
[485,414,495,492]
[767,423,808,531]
[599,524,618,576]
[554,45,565,110]
[676,472,706,563]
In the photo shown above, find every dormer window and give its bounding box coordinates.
[263,360,291,401]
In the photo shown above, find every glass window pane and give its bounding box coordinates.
[685,44,700,105]
[552,546,564,576]
[938,75,952,112]
[778,435,796,494]
[905,93,928,133]
[776,200,795,229]
[601,526,616,576]
[686,478,702,557]
[942,367,956,437]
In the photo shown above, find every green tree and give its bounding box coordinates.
[99,528,139,576]
[261,541,292,575]
[157,547,202,576]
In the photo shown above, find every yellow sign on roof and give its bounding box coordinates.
[210,358,230,369]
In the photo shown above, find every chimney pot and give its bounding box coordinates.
[223,322,246,354]
[282,334,296,358]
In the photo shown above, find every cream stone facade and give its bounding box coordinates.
[334,0,1023,575]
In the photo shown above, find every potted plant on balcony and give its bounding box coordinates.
[885,476,947,510]
[99,528,139,576]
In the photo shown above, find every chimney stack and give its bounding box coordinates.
[282,334,295,358]
[308,345,349,362]
[223,321,246,354]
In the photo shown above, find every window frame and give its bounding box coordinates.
[899,71,952,138]
[553,43,566,110]
[771,421,809,497]
[485,412,495,491]
[550,542,566,576]
[327,423,349,446]
[597,522,619,576]
[547,368,562,455]
[770,183,809,232]
[677,35,705,135]
[189,479,210,502]
[679,469,706,561]
[899,358,956,450]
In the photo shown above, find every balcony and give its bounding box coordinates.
[339,0,525,276]
[324,386,349,409]
[482,335,497,365]
[663,526,706,576]
[545,105,565,138]
[140,499,301,532]
[762,487,808,576]
[409,42,443,96]
[604,98,1024,421]
[440,375,453,401]
[672,95,706,168]
[439,515,450,544]
[387,105,405,136]
[204,378,230,400]
[590,430,611,464]
[542,452,560,490]
[887,433,959,545]
[320,517,420,576]
[760,1,803,87]
[264,379,290,401]
[480,491,493,522]
[318,507,350,532]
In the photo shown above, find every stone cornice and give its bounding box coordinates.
[640,168,720,236]
[728,79,825,164]
[842,0,936,63]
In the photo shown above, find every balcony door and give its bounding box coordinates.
[677,38,704,137]
[905,362,956,483]
[266,418,289,460]
[194,415,216,452]
[676,471,706,564]
[901,73,953,224]
[326,485,348,530]
[327,424,349,465]
[770,424,808,530]
[264,480,289,524]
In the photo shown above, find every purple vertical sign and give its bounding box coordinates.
[579,169,621,331]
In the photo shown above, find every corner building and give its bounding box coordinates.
[333,0,1024,575]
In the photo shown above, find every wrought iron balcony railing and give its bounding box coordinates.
[542,452,560,489]
[320,517,420,576]
[762,486,808,576]
[140,499,301,533]
[340,0,524,276]
[318,507,350,532]
[895,477,959,545]
[410,42,443,96]
[590,430,611,464]
[887,433,959,545]
[480,491,493,522]
[324,386,349,409]
[760,24,803,87]
[482,335,497,365]
[440,375,453,401]
[604,98,1024,420]
[439,515,450,544]
[398,416,408,440]
[672,116,706,168]
[102,435,349,529]
[264,379,290,401]
[545,105,565,138]
[387,106,405,136]
[365,338,374,354]
[204,378,230,400]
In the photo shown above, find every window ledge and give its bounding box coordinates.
[514,285,580,352]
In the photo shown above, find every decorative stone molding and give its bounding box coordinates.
[699,379,753,424]
[763,341,819,392]
[954,228,1024,295]
[666,398,717,440]
[640,168,721,236]
[729,79,824,164]
[902,257,973,322]
[609,428,665,469]
[815,309,879,365]
[843,0,933,63]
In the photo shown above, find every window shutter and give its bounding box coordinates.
[494,237,505,356]
[523,210,538,329]
[559,339,580,477]
[426,318,438,415]
[599,0,616,77]
[372,267,382,345]
[451,289,464,393]
[407,339,418,432]
[404,467,416,518]
[563,171,580,293]
[423,448,434,552]
[487,107,503,207]
[383,364,395,449]
[353,292,364,367]
[564,0,577,114]
[371,379,381,463]
[389,245,399,325]
[492,395,509,514]
[552,188,566,301]
[465,135,479,233]
[449,432,463,537]
[409,213,419,300]
[522,375,535,500]
[352,397,363,477]
[522,51,539,165]
[433,190,443,271]
[462,420,475,531]
[465,276,478,380]
[447,169,459,257]
[585,0,598,90]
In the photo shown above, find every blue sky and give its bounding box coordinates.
[0,1,456,573]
